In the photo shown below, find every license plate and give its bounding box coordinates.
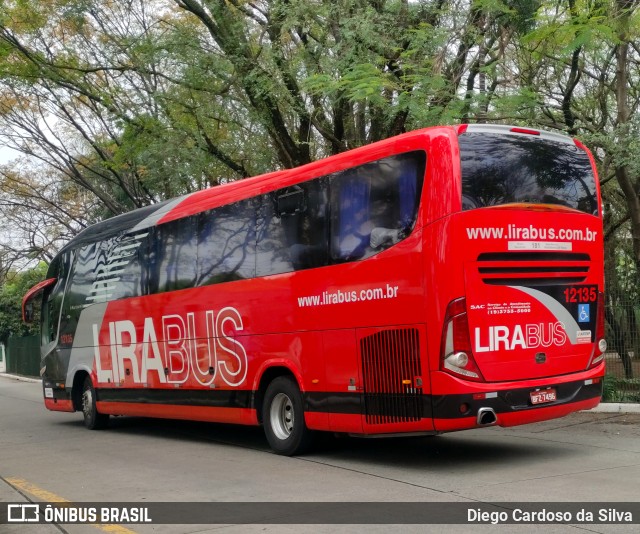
[530,388,557,405]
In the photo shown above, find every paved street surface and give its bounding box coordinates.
[1,375,639,533]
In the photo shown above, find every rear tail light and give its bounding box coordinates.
[588,291,606,369]
[440,298,485,381]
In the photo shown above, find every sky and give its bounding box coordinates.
[0,143,19,164]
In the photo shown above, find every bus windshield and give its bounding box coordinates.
[459,132,598,215]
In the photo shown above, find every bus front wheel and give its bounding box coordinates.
[81,376,109,430]
[263,376,314,456]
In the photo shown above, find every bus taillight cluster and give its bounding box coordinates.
[440,298,484,382]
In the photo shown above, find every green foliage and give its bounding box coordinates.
[0,263,47,344]
[602,374,640,403]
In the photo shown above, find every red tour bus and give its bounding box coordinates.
[23,124,606,455]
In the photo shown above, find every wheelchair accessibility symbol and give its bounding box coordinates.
[578,304,590,323]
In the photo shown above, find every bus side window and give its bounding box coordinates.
[42,253,71,344]
[330,152,424,263]
[151,218,198,293]
[65,239,116,308]
[197,199,257,286]
[111,230,152,299]
[330,171,372,261]
[256,178,329,276]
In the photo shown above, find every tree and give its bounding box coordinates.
[0,262,47,344]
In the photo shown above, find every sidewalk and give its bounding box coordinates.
[589,402,640,413]
[0,373,40,384]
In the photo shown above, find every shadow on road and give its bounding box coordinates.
[55,414,573,472]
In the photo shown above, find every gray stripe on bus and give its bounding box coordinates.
[65,302,109,388]
[509,285,581,345]
[129,194,191,232]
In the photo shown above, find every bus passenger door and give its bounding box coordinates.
[41,251,74,384]
[322,329,363,434]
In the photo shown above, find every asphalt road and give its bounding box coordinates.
[1,375,639,534]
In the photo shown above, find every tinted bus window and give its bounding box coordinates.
[459,133,598,214]
[42,254,70,344]
[111,230,152,300]
[197,199,257,285]
[151,218,198,293]
[65,239,117,309]
[330,151,425,262]
[256,178,330,276]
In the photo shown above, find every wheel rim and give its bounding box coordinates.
[269,392,294,440]
[82,389,92,420]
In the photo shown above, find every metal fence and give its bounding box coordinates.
[603,298,640,403]
[6,335,40,378]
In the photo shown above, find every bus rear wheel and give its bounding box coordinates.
[263,376,314,456]
[81,376,109,430]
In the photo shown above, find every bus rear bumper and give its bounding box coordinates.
[433,396,600,432]
[431,363,604,432]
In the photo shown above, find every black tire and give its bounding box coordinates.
[262,376,314,456]
[81,376,109,430]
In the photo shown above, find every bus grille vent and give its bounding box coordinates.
[360,328,423,424]
[477,252,590,286]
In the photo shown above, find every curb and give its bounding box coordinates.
[586,403,640,414]
[0,373,40,384]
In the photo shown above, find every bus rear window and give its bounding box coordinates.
[459,133,598,215]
